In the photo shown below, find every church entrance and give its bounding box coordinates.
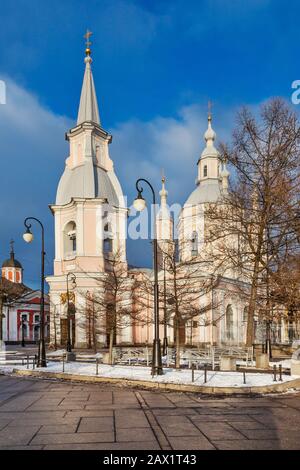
[60,314,75,347]
[173,318,186,345]
[60,319,67,346]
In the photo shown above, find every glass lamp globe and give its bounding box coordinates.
[133,194,146,211]
[23,231,33,243]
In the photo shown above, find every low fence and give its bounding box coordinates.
[0,345,254,372]
[0,353,37,369]
[109,345,253,370]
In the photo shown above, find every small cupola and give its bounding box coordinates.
[1,240,23,283]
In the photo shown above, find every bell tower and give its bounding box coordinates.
[46,33,128,348]
[156,175,174,270]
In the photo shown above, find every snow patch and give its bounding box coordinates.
[1,361,299,389]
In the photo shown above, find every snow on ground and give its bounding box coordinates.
[1,361,299,388]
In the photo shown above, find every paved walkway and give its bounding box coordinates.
[0,375,299,450]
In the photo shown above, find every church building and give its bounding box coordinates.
[46,40,294,350]
[1,242,50,344]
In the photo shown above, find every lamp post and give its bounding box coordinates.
[23,217,46,368]
[66,272,76,357]
[133,178,163,376]
[162,256,168,356]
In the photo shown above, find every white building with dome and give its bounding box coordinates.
[46,43,129,348]
[46,42,294,350]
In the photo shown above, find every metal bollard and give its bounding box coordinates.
[243,371,246,384]
[33,355,36,370]
[27,355,29,370]
[204,363,207,383]
[62,354,65,373]
[96,358,99,376]
[273,364,277,382]
[279,364,283,381]
[191,363,195,382]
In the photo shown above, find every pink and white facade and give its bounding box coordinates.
[46,43,297,349]
[46,44,129,348]
[2,291,50,344]
[1,245,50,344]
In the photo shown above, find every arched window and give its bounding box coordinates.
[243,306,248,323]
[103,223,113,254]
[20,313,28,340]
[203,165,208,177]
[64,221,77,258]
[191,231,198,256]
[225,305,234,341]
[34,324,40,341]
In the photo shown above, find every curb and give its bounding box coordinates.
[10,368,300,395]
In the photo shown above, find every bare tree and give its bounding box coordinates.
[0,278,28,342]
[81,251,146,363]
[48,301,60,350]
[156,242,224,368]
[207,99,300,347]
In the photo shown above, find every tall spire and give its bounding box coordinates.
[77,30,101,126]
[10,239,15,260]
[156,173,174,268]
[202,102,217,157]
[159,170,168,207]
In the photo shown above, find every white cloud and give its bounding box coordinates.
[0,77,72,281]
[111,103,236,205]
[0,76,238,277]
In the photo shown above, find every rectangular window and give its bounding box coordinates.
[104,238,112,253]
[72,237,76,252]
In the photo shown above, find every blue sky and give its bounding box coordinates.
[0,0,299,288]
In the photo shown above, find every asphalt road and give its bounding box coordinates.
[0,374,299,450]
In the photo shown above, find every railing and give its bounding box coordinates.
[113,347,152,366]
[0,352,38,369]
[162,345,253,369]
[0,344,254,373]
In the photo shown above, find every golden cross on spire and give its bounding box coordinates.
[161,168,166,184]
[84,29,93,57]
[84,29,93,48]
[208,100,213,120]
[10,239,14,254]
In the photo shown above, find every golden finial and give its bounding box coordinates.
[161,168,166,185]
[10,239,14,254]
[84,29,93,56]
[208,100,213,121]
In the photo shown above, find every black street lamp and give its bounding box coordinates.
[66,272,76,357]
[133,178,163,376]
[23,217,47,368]
[162,256,168,356]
